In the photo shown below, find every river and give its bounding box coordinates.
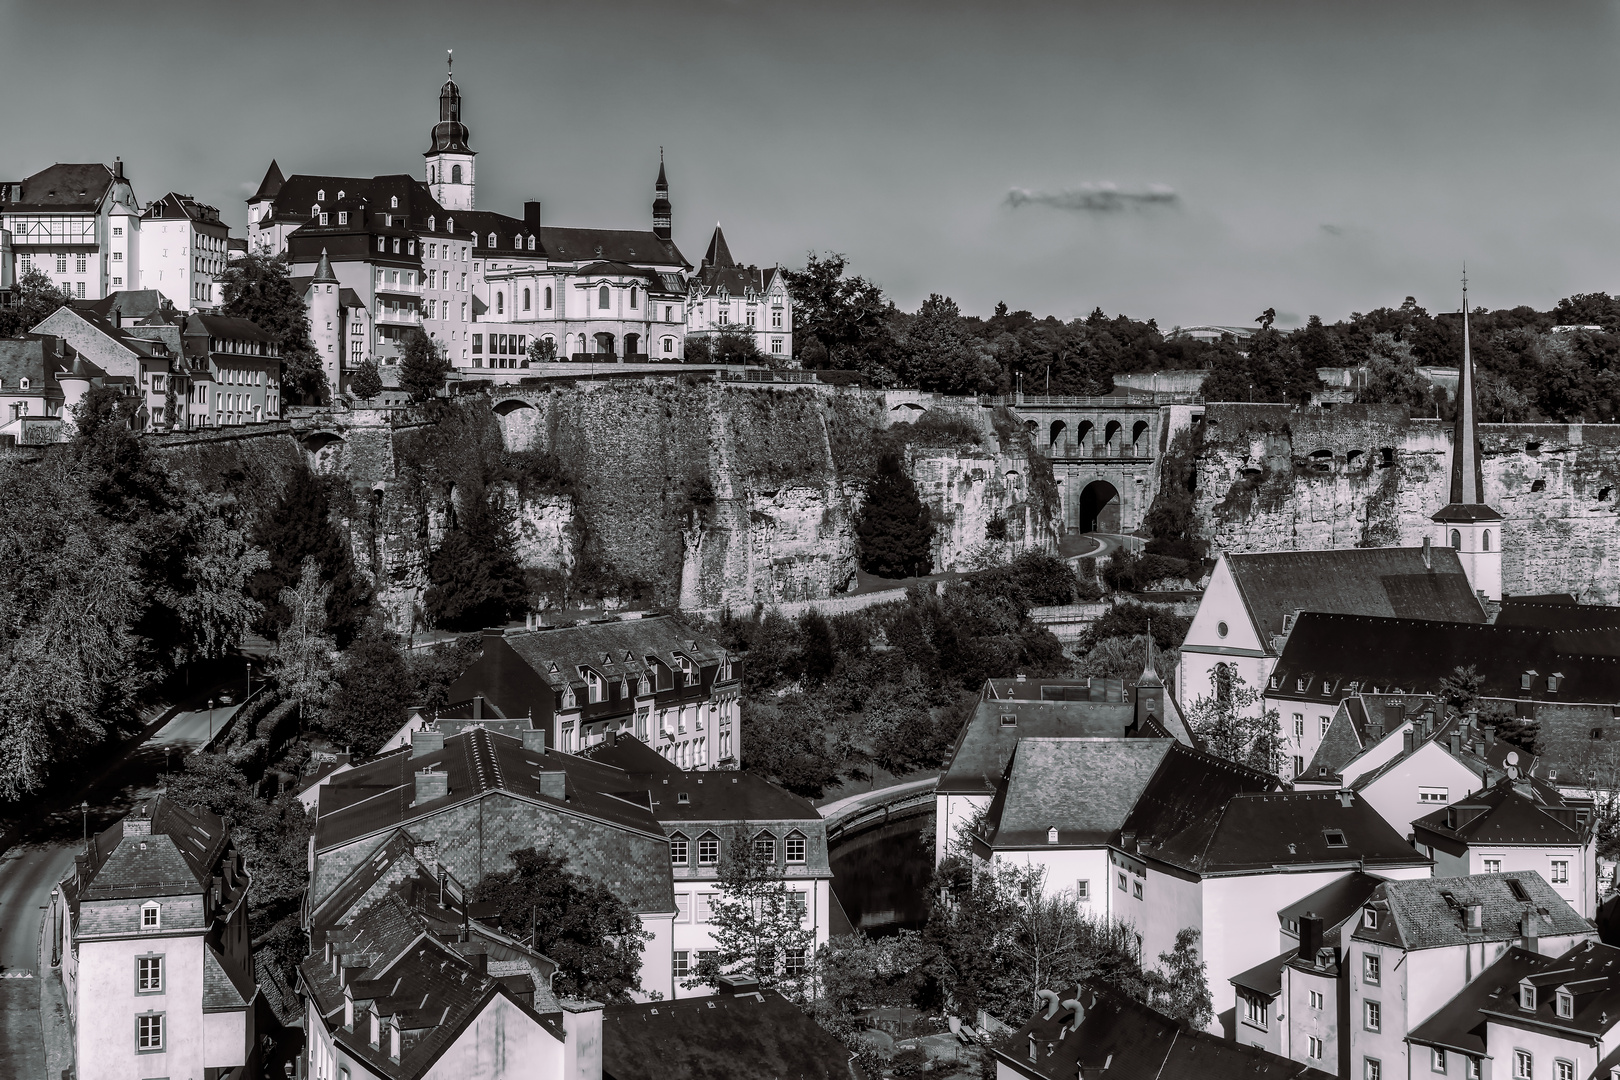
[829,814,936,935]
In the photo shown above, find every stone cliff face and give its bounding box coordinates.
[1193,403,1620,602]
[152,386,1057,633]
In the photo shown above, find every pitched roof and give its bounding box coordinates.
[1183,790,1430,876]
[538,226,687,269]
[74,289,178,323]
[578,735,821,824]
[0,335,68,395]
[701,226,734,269]
[603,989,855,1080]
[1412,775,1594,848]
[1356,871,1592,952]
[938,693,1154,796]
[982,739,1174,848]
[489,615,728,697]
[185,312,277,343]
[249,160,285,203]
[144,191,222,224]
[8,162,116,212]
[79,796,236,901]
[203,943,256,1011]
[1409,942,1620,1055]
[998,980,1333,1080]
[1277,870,1387,934]
[1226,547,1484,646]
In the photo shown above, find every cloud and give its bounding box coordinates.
[1004,182,1178,214]
[1319,223,1344,237]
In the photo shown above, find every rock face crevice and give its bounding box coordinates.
[1192,403,1620,602]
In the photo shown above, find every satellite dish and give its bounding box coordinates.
[1506,751,1520,766]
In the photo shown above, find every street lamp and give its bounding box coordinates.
[80,801,89,844]
[207,698,216,743]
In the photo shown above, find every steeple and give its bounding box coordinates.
[701,223,734,270]
[425,50,476,211]
[1133,621,1164,731]
[1432,268,1503,603]
[652,148,672,241]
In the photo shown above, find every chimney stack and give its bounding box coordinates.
[524,201,541,233]
[1338,789,1354,807]
[522,728,547,753]
[411,728,446,758]
[1298,912,1324,964]
[113,156,124,180]
[1521,909,1540,953]
[415,768,449,804]
[1449,733,1462,756]
[538,771,567,801]
[1404,730,1415,754]
[1422,535,1432,569]
[560,999,604,1080]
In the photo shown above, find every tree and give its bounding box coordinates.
[326,625,414,756]
[683,335,711,363]
[217,253,326,404]
[348,358,384,402]
[898,295,999,394]
[0,268,72,337]
[527,336,559,364]
[816,930,934,1013]
[399,328,450,403]
[742,692,843,797]
[268,557,337,727]
[782,252,897,379]
[425,486,529,630]
[153,485,269,666]
[695,825,817,996]
[1436,665,1486,714]
[1146,929,1211,1029]
[855,453,934,579]
[250,468,368,644]
[710,330,762,366]
[1184,669,1283,774]
[471,846,648,1002]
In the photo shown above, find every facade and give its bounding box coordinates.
[0,159,141,301]
[54,797,257,1080]
[32,302,180,428]
[443,616,742,772]
[684,225,793,362]
[181,312,282,425]
[0,333,71,443]
[139,192,230,309]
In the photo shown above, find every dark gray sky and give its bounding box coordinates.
[4,0,1618,327]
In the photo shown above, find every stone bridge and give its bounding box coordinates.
[822,777,939,849]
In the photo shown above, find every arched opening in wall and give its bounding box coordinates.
[890,402,927,422]
[1346,449,1364,468]
[1450,529,1462,549]
[624,333,640,358]
[1600,487,1612,502]
[1104,420,1123,447]
[1049,419,1067,452]
[1308,448,1334,473]
[1024,419,1038,434]
[1379,447,1396,468]
[594,332,616,355]
[1532,479,1546,492]
[1132,420,1150,452]
[451,164,462,184]
[1483,530,1491,551]
[1214,663,1232,704]
[1076,420,1095,450]
[492,398,540,450]
[1526,441,1542,457]
[302,430,346,475]
[1078,479,1121,533]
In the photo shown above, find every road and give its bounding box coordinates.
[818,775,940,821]
[0,679,246,1077]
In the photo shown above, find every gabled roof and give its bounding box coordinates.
[578,735,821,824]
[79,796,236,901]
[185,312,277,344]
[491,616,727,696]
[939,689,1163,796]
[981,739,1173,848]
[1355,871,1591,953]
[6,162,116,212]
[0,335,69,395]
[1278,870,1387,935]
[144,191,222,225]
[603,988,855,1080]
[74,289,178,323]
[1225,547,1484,646]
[538,226,688,269]
[1412,774,1594,848]
[1179,790,1429,876]
[203,943,256,1011]
[249,159,285,203]
[1409,942,1620,1055]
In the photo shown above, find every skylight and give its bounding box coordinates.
[1323,830,1347,848]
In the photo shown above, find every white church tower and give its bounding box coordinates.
[1432,272,1503,602]
[425,51,475,211]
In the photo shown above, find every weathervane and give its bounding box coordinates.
[447,49,453,78]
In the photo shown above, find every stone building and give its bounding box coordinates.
[53,797,258,1080]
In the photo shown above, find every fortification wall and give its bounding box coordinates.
[1194,403,1620,602]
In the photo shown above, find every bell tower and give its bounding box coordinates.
[1431,269,1503,603]
[425,50,475,211]
[652,148,672,241]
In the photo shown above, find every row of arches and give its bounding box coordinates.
[1042,418,1151,455]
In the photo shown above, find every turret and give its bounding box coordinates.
[1134,625,1164,730]
[1431,271,1503,604]
[652,149,672,241]
[308,249,342,399]
[425,51,476,211]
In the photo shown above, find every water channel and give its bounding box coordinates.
[829,812,937,935]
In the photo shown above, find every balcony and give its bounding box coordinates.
[377,308,422,326]
[1048,441,1151,460]
[376,276,424,296]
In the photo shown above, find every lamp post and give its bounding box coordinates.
[80,801,89,844]
[207,698,216,743]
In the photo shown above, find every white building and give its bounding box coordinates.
[139,192,231,309]
[685,225,794,363]
[0,159,141,301]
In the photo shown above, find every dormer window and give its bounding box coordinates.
[338,211,348,225]
[311,204,321,218]
[1363,907,1378,930]
[1047,826,1059,844]
[1001,713,1018,727]
[1557,989,1573,1018]
[677,792,690,804]
[141,901,161,929]
[584,667,605,704]
[1522,670,1539,691]
[446,217,454,232]
[1520,982,1536,1011]
[370,1010,381,1048]
[390,195,399,209]
[669,833,689,866]
[488,232,497,248]
[1548,673,1562,693]
[317,189,326,201]
[754,833,776,861]
[428,215,436,231]
[786,831,807,863]
[337,190,345,200]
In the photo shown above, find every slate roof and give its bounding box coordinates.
[1354,871,1592,952]
[6,162,116,212]
[0,335,69,395]
[249,160,285,203]
[1498,598,1620,633]
[938,692,1156,796]
[1412,775,1594,848]
[998,980,1333,1080]
[1346,713,1525,793]
[579,735,820,824]
[700,225,733,269]
[493,615,729,697]
[1271,612,1620,705]
[263,173,443,231]
[1117,742,1277,866]
[981,739,1173,848]
[1277,871,1387,936]
[538,226,688,269]
[79,796,235,901]
[1225,547,1484,647]
[1178,790,1429,876]
[186,312,277,344]
[1409,942,1620,1055]
[603,989,856,1080]
[144,191,222,224]
[309,829,429,932]
[74,289,179,323]
[254,949,302,1027]
[1229,951,1290,997]
[203,943,255,1011]
[1301,694,1444,783]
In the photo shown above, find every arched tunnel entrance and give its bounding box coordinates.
[1078,479,1121,533]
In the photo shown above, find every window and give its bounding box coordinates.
[76,254,86,273]
[545,286,553,309]
[1133,879,1143,899]
[339,211,348,225]
[55,254,67,273]
[142,902,161,929]
[137,1012,164,1052]
[1451,529,1462,548]
[1419,787,1449,803]
[1484,858,1502,873]
[523,288,531,311]
[786,833,806,863]
[1076,880,1090,900]
[496,292,504,315]
[599,285,610,309]
[1467,1059,1480,1080]
[393,238,401,254]
[631,285,638,309]
[754,834,776,861]
[1047,826,1059,844]
[136,955,163,993]
[1514,1050,1532,1079]
[112,250,123,262]
[771,338,783,354]
[1293,755,1304,776]
[1364,1000,1381,1031]
[1306,1036,1323,1060]
[695,892,715,922]
[773,309,783,328]
[1294,714,1305,739]
[1551,859,1569,884]
[378,237,386,252]
[1556,1060,1575,1080]
[1324,829,1347,848]
[1118,871,1127,891]
[1242,993,1267,1028]
[1365,1060,1382,1080]
[786,947,807,976]
[75,282,84,298]
[673,950,690,978]
[674,892,690,921]
[390,196,398,209]
[1431,1048,1447,1073]
[1557,989,1573,1018]
[320,213,329,225]
[1363,952,1381,985]
[1521,983,1538,1010]
[113,226,122,237]
[1310,989,1323,1009]
[699,835,720,865]
[746,309,756,327]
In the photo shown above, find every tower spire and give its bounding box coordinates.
[1450,266,1485,507]
[1432,264,1503,604]
[652,149,672,241]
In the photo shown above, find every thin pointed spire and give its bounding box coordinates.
[1138,620,1163,688]
[447,48,453,78]
[1451,265,1484,506]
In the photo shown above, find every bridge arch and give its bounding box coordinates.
[1131,420,1150,451]
[1076,419,1095,448]
[492,396,542,451]
[1049,419,1067,452]
[1104,419,1123,447]
[301,429,347,475]
[1078,478,1121,532]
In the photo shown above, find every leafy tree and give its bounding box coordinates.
[1436,665,1486,714]
[409,634,484,710]
[326,625,414,756]
[899,295,1000,394]
[742,692,844,797]
[424,485,529,630]
[816,930,934,1012]
[217,253,326,404]
[694,825,816,996]
[1146,929,1211,1029]
[1184,669,1283,774]
[1076,634,1178,695]
[250,468,368,644]
[526,336,559,364]
[683,335,711,363]
[399,327,450,403]
[348,358,384,402]
[864,671,942,776]
[855,453,934,579]
[798,609,838,684]
[0,268,73,337]
[153,486,268,666]
[268,557,337,727]
[710,330,762,366]
[782,252,897,379]
[471,845,648,1002]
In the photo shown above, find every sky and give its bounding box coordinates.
[4,0,1620,328]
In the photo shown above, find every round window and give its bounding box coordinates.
[1217,621,1229,638]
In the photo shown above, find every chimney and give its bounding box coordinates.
[1368,716,1384,741]
[1298,912,1324,964]
[525,201,542,233]
[560,999,604,1080]
[1422,535,1432,569]
[123,811,152,837]
[522,728,547,753]
[1338,789,1354,808]
[604,729,618,747]
[1449,733,1462,756]
[413,840,438,874]
[1403,730,1415,754]
[415,768,449,804]
[113,156,124,180]
[538,771,567,800]
[1486,727,1496,747]
[718,973,760,996]
[473,695,484,720]
[1521,909,1540,953]
[411,729,446,758]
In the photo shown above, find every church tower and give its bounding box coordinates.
[652,150,672,241]
[425,51,475,211]
[1431,272,1503,602]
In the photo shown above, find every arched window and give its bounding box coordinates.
[488,232,497,248]
[523,288,531,311]
[599,285,610,309]
[390,196,399,209]
[496,292,504,315]
[428,215,435,231]
[1451,529,1462,549]
[311,204,320,218]
[584,667,605,704]
[1483,530,1491,551]
[446,217,454,233]
[663,336,675,354]
[544,287,553,309]
[630,285,638,309]
[1214,663,1232,704]
[527,235,536,251]
[141,901,162,929]
[451,164,462,184]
